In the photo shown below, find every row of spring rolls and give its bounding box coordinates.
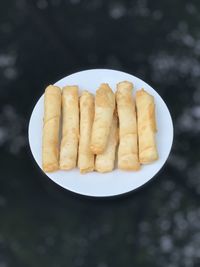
[42,81,158,173]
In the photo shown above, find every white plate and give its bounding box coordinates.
[28,69,173,197]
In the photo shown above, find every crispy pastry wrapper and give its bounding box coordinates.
[59,86,79,170]
[90,83,115,154]
[136,89,158,164]
[42,85,61,172]
[116,81,140,171]
[78,91,95,173]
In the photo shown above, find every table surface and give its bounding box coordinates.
[0,1,199,267]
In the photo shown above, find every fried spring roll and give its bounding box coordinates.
[136,89,158,163]
[42,85,61,172]
[116,81,140,171]
[78,91,95,173]
[60,86,79,170]
[90,83,115,154]
[95,112,118,173]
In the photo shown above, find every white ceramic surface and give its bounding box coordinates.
[28,69,173,197]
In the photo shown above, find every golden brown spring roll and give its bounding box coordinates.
[116,81,140,171]
[95,112,118,173]
[90,83,115,154]
[42,85,61,172]
[136,89,158,163]
[78,91,95,174]
[59,86,79,170]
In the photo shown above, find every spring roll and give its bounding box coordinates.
[59,86,79,170]
[90,83,115,154]
[95,112,118,173]
[78,91,95,173]
[136,89,158,163]
[116,81,140,171]
[42,85,61,172]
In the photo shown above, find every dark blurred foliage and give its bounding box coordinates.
[0,0,200,266]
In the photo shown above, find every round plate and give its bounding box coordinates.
[28,69,173,197]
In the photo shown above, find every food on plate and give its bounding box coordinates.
[59,86,79,170]
[78,91,95,173]
[42,85,61,172]
[116,81,140,171]
[90,83,115,154]
[95,111,118,173]
[41,80,158,174]
[136,89,158,163]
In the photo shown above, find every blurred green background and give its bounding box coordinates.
[0,0,200,266]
